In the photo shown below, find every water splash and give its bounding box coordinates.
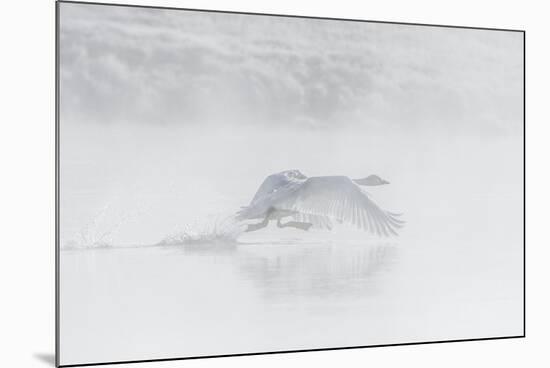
[157,215,246,246]
[61,203,143,250]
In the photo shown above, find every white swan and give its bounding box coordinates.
[237,170,404,236]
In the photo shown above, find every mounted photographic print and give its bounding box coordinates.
[56,1,525,366]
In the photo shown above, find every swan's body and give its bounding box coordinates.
[237,170,404,236]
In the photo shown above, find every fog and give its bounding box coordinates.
[60,120,522,247]
[58,2,523,365]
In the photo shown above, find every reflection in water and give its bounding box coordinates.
[180,241,398,300]
[60,234,523,364]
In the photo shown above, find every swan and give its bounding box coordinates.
[236,170,404,236]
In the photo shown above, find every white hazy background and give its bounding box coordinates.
[58,3,523,247]
[55,2,524,365]
[2,1,549,368]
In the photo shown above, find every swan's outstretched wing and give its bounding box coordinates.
[278,176,404,236]
[249,172,305,204]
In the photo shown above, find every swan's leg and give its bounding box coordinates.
[244,208,278,233]
[245,216,269,232]
[276,219,313,231]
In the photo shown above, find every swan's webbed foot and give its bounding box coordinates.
[277,219,313,231]
[245,219,269,232]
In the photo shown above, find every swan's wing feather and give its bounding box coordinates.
[278,176,403,236]
[250,174,288,204]
[249,172,307,204]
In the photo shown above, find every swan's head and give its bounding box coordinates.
[353,175,390,186]
[280,170,307,180]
